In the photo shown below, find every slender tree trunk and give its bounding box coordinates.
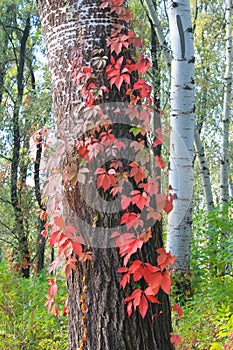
[34,138,46,272]
[144,0,171,68]
[194,126,214,212]
[37,0,173,348]
[144,0,214,218]
[220,0,232,206]
[229,174,233,198]
[166,1,195,277]
[10,15,31,278]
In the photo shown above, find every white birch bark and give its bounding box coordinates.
[194,127,214,212]
[143,0,171,67]
[166,0,195,273]
[229,174,233,198]
[144,0,214,214]
[220,0,232,206]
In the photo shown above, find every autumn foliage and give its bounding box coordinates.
[38,0,175,330]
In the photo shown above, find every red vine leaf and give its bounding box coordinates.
[71,241,82,257]
[121,195,131,210]
[135,55,151,74]
[170,333,182,346]
[160,270,172,294]
[157,248,176,270]
[129,162,145,184]
[173,304,183,318]
[139,294,148,319]
[54,216,65,229]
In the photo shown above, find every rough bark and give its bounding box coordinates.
[166,0,195,275]
[37,0,173,348]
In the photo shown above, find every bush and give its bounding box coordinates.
[0,262,68,349]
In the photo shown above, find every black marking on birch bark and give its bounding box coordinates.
[176,14,185,59]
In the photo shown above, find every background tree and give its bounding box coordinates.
[0,0,51,276]
[165,0,195,281]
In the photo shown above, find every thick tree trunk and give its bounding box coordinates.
[67,226,172,350]
[166,0,195,275]
[37,0,173,348]
[220,0,232,206]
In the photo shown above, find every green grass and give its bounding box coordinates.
[0,262,68,350]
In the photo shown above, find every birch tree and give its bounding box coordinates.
[37,0,174,349]
[194,127,214,212]
[165,0,195,275]
[143,0,215,216]
[220,0,232,206]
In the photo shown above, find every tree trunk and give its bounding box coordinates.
[220,0,232,206]
[194,126,214,212]
[166,0,195,277]
[10,15,31,278]
[34,139,46,272]
[144,0,171,68]
[37,0,174,348]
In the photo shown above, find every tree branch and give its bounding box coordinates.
[0,154,12,162]
[143,0,171,67]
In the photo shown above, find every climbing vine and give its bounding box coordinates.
[38,0,175,342]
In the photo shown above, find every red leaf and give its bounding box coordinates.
[163,194,174,214]
[139,294,148,318]
[131,190,148,211]
[54,216,65,229]
[119,238,144,265]
[49,283,58,298]
[129,260,144,282]
[121,195,131,210]
[120,272,130,289]
[129,163,145,184]
[135,55,151,74]
[52,304,59,318]
[152,128,163,148]
[72,241,82,257]
[120,212,137,225]
[40,211,47,221]
[139,109,151,124]
[126,300,133,317]
[117,266,129,273]
[115,233,136,247]
[41,229,48,238]
[48,230,61,246]
[114,75,124,91]
[155,155,166,169]
[100,1,110,9]
[146,270,163,291]
[157,248,176,270]
[131,289,142,309]
[160,270,172,294]
[95,167,106,175]
[170,333,182,346]
[173,304,183,318]
[65,225,77,234]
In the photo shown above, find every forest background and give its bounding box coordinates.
[0,0,232,349]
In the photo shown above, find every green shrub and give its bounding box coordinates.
[0,262,68,349]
